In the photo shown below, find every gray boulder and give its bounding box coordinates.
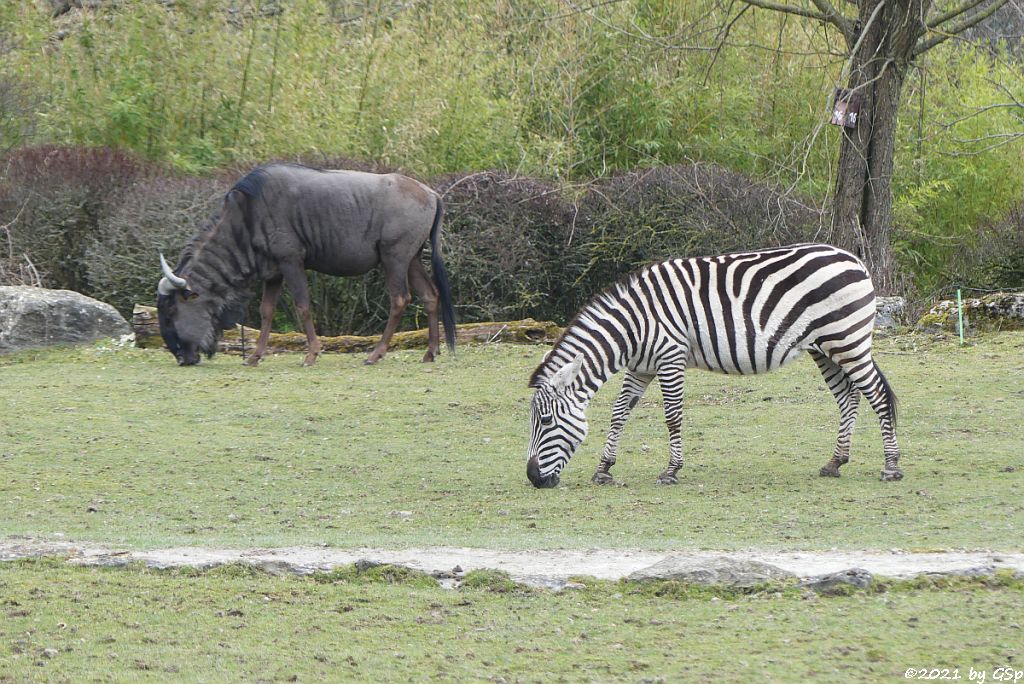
[627,556,795,587]
[874,296,906,331]
[799,568,873,594]
[0,286,130,354]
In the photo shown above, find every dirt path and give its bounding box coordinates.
[4,537,1022,587]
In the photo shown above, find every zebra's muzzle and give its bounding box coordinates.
[527,457,560,489]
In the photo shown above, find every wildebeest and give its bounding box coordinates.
[157,163,456,366]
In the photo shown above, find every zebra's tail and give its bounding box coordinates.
[429,197,457,355]
[873,360,898,428]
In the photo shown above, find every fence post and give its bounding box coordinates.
[956,288,964,346]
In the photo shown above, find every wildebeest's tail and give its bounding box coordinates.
[874,360,898,428]
[430,197,457,354]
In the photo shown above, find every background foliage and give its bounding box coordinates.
[1,0,1022,330]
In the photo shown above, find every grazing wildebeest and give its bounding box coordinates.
[157,163,456,367]
[526,243,902,488]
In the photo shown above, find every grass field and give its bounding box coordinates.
[1,559,1022,682]
[2,332,1022,552]
[2,332,1024,681]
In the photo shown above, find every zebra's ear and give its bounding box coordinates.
[550,354,584,392]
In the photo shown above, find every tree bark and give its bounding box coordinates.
[831,0,930,293]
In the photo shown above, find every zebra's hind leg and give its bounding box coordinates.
[593,370,654,484]
[834,352,903,481]
[654,359,687,485]
[810,350,860,477]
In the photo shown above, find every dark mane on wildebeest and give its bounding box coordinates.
[156,162,456,367]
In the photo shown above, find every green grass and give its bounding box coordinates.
[1,560,1022,682]
[2,332,1023,551]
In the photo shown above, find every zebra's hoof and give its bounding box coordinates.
[819,466,841,477]
[881,468,904,481]
[655,473,679,485]
[592,472,614,485]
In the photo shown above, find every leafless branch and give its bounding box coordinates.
[736,0,830,24]
[927,0,994,28]
[808,0,855,40]
[703,2,751,85]
[915,0,1012,55]
[941,102,1024,128]
[941,133,1024,154]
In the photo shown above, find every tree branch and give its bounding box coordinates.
[736,0,830,24]
[808,0,855,40]
[927,0,992,29]
[915,0,1012,56]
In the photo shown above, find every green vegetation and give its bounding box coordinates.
[2,333,1022,552]
[1,1,1022,291]
[1,560,1021,682]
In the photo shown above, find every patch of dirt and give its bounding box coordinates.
[3,537,1022,588]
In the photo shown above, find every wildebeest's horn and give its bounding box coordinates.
[159,253,188,295]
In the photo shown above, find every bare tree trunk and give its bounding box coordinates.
[831,0,929,293]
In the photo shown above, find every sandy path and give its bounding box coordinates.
[3,537,1022,587]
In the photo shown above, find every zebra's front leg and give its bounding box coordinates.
[593,371,654,485]
[655,359,687,485]
[810,350,860,477]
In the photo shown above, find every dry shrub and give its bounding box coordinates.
[951,203,1024,291]
[437,171,583,323]
[1,148,828,331]
[0,145,153,294]
[85,175,224,315]
[576,163,823,296]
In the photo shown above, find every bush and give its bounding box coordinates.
[0,146,153,293]
[84,174,224,315]
[1,148,826,332]
[576,164,822,299]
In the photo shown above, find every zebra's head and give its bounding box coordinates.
[527,354,589,488]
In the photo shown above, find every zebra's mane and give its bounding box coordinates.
[528,270,642,388]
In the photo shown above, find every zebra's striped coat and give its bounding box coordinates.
[526,243,902,488]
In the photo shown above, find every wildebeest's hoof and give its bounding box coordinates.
[363,357,379,366]
[881,468,904,481]
[592,471,614,485]
[302,356,319,367]
[819,466,841,477]
[243,356,261,367]
[421,351,436,363]
[655,473,679,485]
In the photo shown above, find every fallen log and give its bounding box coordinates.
[132,305,562,354]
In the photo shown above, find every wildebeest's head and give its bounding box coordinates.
[526,354,589,488]
[156,254,224,366]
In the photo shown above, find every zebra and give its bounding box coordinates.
[526,243,902,489]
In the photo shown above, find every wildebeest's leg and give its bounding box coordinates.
[593,370,654,484]
[809,349,860,477]
[408,258,440,362]
[279,260,321,366]
[244,275,284,367]
[841,354,903,481]
[365,257,411,365]
[655,357,687,485]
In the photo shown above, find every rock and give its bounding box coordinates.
[799,568,873,594]
[874,296,906,330]
[923,565,996,580]
[918,292,1024,333]
[0,286,130,354]
[626,556,795,587]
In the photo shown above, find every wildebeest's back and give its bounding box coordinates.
[238,164,438,277]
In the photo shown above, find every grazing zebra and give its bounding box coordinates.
[526,243,902,489]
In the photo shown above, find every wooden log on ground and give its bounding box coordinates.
[132,304,562,354]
